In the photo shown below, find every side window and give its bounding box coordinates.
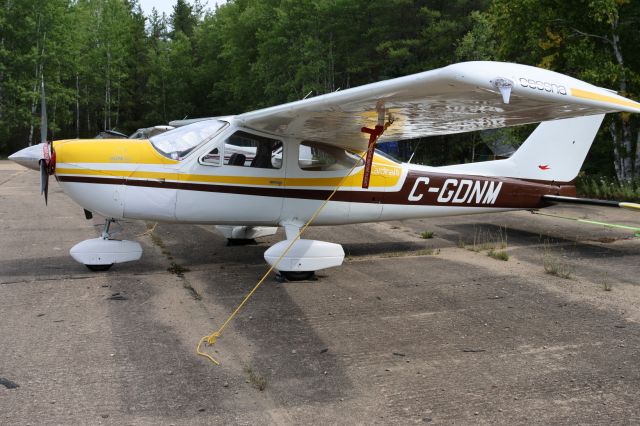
[201,147,221,165]
[224,131,282,169]
[299,141,363,171]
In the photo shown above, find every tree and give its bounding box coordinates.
[488,0,640,181]
[171,0,203,38]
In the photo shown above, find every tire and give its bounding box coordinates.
[226,238,257,246]
[86,264,113,272]
[281,271,315,281]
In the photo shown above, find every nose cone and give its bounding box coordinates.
[8,143,45,171]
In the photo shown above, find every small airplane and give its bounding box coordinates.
[9,61,640,280]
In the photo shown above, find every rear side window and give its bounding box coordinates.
[298,141,363,171]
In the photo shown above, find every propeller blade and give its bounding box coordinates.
[39,160,49,205]
[40,74,47,145]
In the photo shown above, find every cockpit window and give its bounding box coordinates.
[223,131,283,169]
[150,119,226,160]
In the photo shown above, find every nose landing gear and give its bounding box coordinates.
[69,219,143,272]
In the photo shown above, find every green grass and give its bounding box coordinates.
[487,249,509,261]
[419,230,434,239]
[576,175,640,202]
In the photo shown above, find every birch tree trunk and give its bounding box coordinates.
[28,18,42,146]
[75,73,80,138]
[609,17,634,181]
[104,48,111,131]
[27,67,38,146]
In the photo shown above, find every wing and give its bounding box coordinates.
[237,61,640,151]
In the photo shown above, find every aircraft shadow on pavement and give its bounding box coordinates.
[140,223,353,408]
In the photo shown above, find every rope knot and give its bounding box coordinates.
[207,332,220,345]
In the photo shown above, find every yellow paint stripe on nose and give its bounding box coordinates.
[54,139,178,165]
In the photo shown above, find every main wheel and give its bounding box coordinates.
[226,238,257,246]
[86,264,113,272]
[281,271,315,281]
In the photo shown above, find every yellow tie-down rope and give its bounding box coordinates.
[196,120,392,365]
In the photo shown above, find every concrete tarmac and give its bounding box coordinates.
[1,161,640,425]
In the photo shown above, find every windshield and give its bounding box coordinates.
[150,120,226,160]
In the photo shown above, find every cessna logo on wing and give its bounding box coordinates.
[519,77,567,96]
[408,177,503,205]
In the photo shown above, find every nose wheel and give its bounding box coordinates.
[86,263,113,272]
[70,218,142,271]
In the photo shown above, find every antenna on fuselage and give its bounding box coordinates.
[407,140,420,164]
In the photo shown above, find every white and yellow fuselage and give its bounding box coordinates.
[50,120,559,227]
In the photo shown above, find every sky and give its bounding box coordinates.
[138,0,226,18]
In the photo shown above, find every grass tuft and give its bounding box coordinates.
[602,273,613,292]
[382,248,434,258]
[245,367,267,391]
[487,249,509,261]
[167,262,190,275]
[468,225,508,252]
[420,230,434,239]
[542,241,573,279]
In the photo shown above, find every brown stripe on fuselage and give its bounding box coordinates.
[57,170,567,209]
[390,172,563,208]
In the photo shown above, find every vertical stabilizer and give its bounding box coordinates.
[507,114,605,182]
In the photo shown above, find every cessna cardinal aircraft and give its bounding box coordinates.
[9,61,640,279]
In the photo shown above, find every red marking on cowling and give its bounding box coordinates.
[538,165,550,170]
[42,142,56,175]
[49,145,56,174]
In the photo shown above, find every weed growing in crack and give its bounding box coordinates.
[542,240,574,279]
[245,366,267,391]
[420,230,434,239]
[488,249,509,261]
[469,225,508,252]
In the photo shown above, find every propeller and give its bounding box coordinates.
[38,74,55,205]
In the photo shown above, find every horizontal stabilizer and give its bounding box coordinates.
[543,195,640,211]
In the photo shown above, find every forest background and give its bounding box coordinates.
[1,0,639,197]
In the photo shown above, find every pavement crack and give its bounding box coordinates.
[146,222,202,301]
